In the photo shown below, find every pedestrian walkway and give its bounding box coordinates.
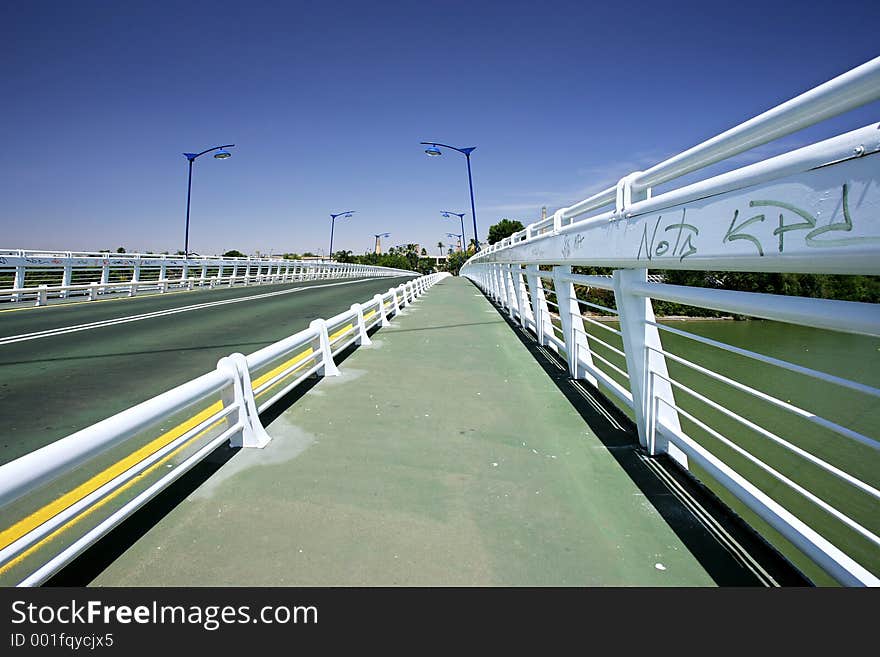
[89,277,769,586]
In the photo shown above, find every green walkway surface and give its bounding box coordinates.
[88,277,753,586]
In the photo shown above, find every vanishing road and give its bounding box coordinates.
[0,275,415,463]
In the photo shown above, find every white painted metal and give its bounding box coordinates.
[0,250,416,305]
[462,57,880,586]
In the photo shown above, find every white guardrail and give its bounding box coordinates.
[462,57,880,586]
[0,272,449,586]
[0,250,413,305]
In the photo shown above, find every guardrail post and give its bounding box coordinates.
[503,265,518,320]
[512,265,533,330]
[89,282,98,301]
[187,277,194,291]
[12,265,26,302]
[493,264,505,305]
[216,353,272,449]
[391,286,401,315]
[525,265,552,347]
[60,262,72,299]
[310,318,340,376]
[132,257,141,286]
[36,284,48,307]
[552,266,597,386]
[352,303,372,346]
[373,293,390,327]
[612,268,684,464]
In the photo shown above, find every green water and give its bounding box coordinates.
[582,318,880,586]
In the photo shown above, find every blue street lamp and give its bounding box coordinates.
[182,144,235,257]
[374,232,390,254]
[446,232,463,252]
[329,211,355,260]
[441,211,467,251]
[421,141,480,251]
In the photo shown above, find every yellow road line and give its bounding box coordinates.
[0,401,224,556]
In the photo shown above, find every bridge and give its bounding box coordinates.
[0,57,878,587]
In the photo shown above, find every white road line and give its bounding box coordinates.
[0,278,384,346]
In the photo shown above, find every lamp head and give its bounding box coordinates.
[424,145,442,157]
[213,149,232,159]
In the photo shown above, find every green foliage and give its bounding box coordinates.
[487,219,525,245]
[116,247,126,253]
[445,251,470,276]
[569,266,879,317]
[223,249,246,258]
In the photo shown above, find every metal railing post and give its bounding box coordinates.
[310,318,340,377]
[352,303,372,346]
[612,268,684,463]
[514,265,533,330]
[12,265,25,303]
[374,293,390,327]
[525,265,552,347]
[391,286,401,315]
[551,265,597,386]
[60,262,72,299]
[216,353,271,449]
[503,264,518,320]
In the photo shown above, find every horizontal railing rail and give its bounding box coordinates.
[0,249,415,305]
[0,272,449,586]
[461,56,880,586]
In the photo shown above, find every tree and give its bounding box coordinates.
[445,251,470,276]
[487,218,525,245]
[116,246,126,253]
[223,249,246,258]
[437,241,444,256]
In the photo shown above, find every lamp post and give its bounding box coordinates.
[421,141,480,250]
[441,211,467,251]
[329,211,355,261]
[374,232,390,255]
[446,232,463,253]
[182,144,234,257]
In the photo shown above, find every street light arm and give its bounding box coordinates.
[330,210,356,219]
[185,144,236,161]
[420,142,476,155]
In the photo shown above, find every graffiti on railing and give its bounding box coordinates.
[637,210,700,262]
[638,183,879,263]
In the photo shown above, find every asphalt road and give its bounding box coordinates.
[0,276,414,464]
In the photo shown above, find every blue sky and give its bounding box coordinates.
[2,0,878,257]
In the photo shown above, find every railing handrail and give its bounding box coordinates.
[459,57,880,586]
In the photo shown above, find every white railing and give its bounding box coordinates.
[461,57,880,586]
[0,249,414,305]
[0,272,449,586]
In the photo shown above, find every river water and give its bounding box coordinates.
[583,317,880,586]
